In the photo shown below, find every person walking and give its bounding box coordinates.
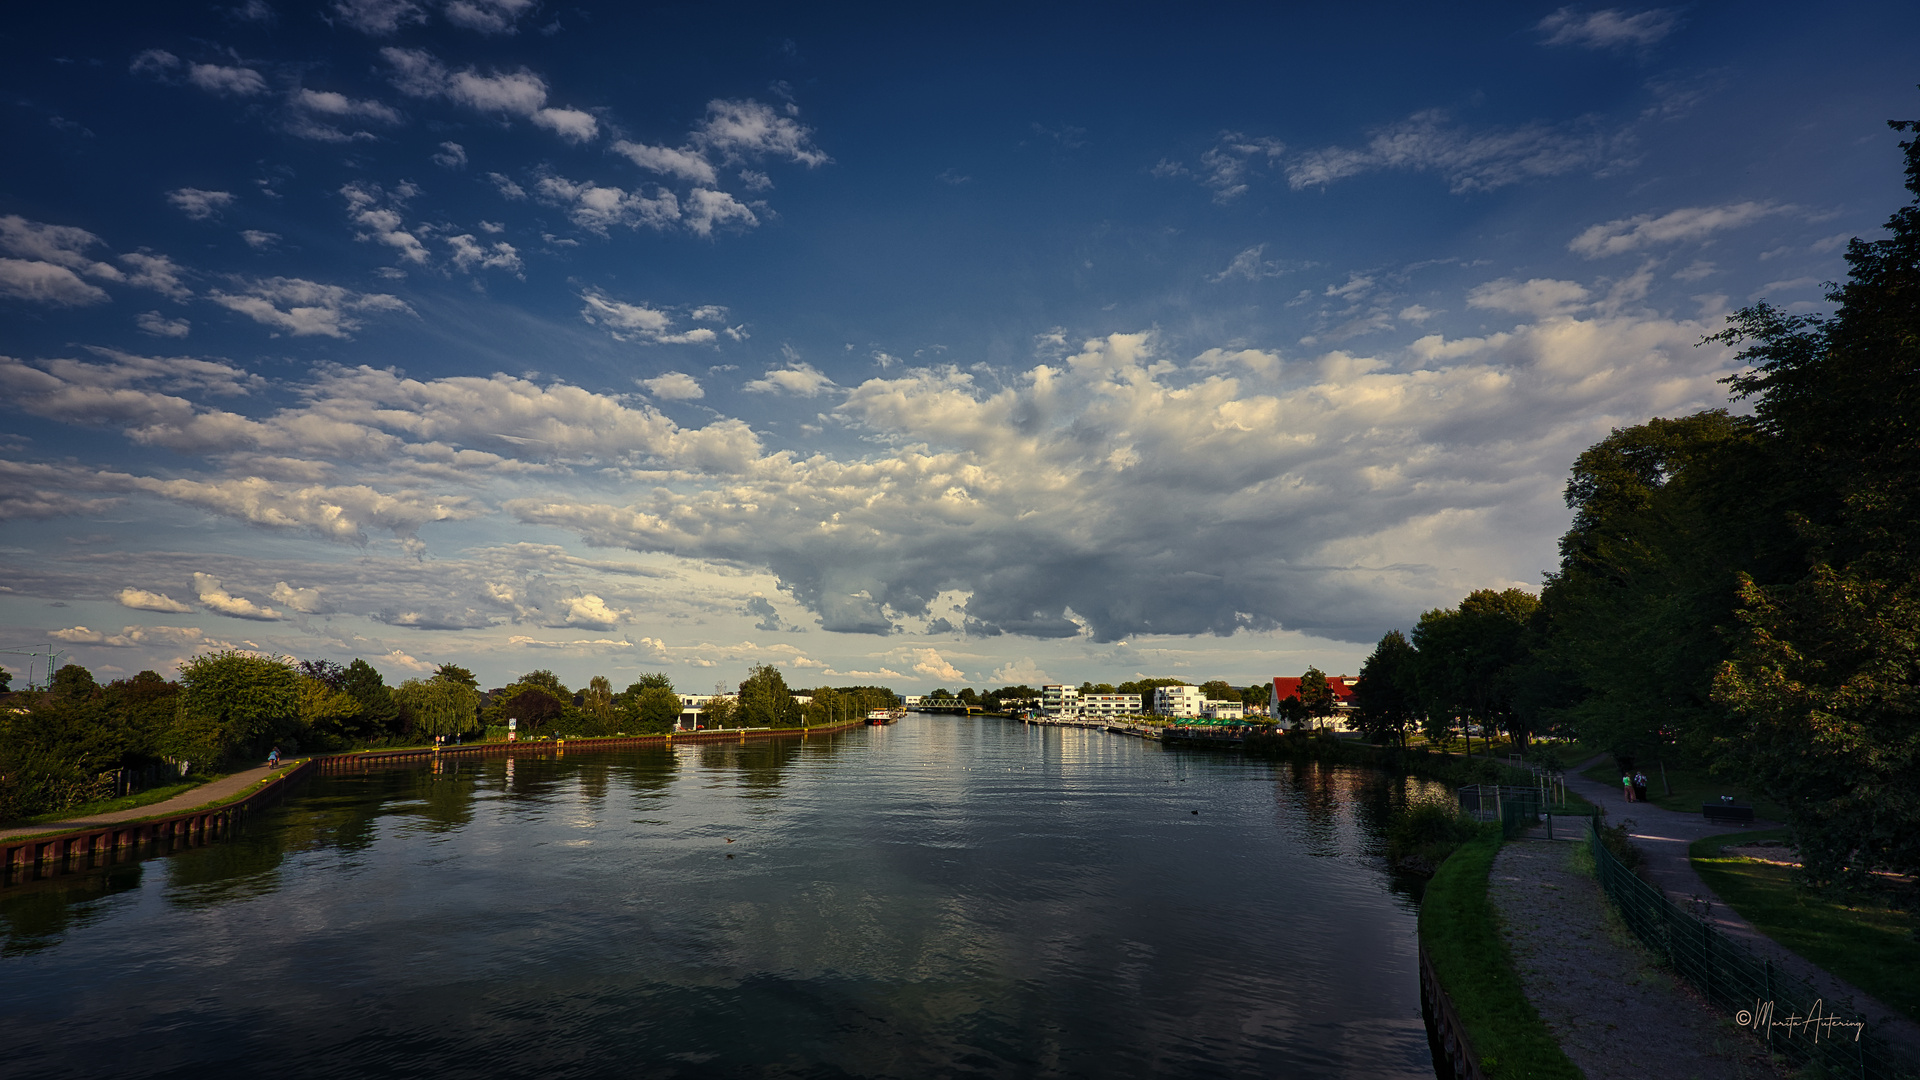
[267,745,281,769]
[1622,771,1634,802]
[1633,771,1649,803]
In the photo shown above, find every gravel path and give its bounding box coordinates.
[0,763,283,841]
[1564,757,1920,1060]
[1491,835,1787,1080]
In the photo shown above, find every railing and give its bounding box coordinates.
[1587,819,1911,1079]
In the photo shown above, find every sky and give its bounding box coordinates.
[1,2,1915,694]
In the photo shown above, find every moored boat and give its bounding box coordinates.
[866,709,902,725]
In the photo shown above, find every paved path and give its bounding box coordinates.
[0,763,285,842]
[1566,755,1920,1060]
[1492,833,1785,1080]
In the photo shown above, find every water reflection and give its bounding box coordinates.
[2,721,1439,1079]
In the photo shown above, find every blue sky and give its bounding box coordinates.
[2,1,1915,693]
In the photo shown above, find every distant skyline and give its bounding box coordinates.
[2,2,1915,691]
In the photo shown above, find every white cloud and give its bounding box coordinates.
[744,362,835,396]
[341,182,429,264]
[168,188,236,221]
[432,140,467,168]
[130,49,182,78]
[446,233,522,274]
[209,276,412,338]
[1569,201,1784,258]
[1537,6,1680,50]
[0,259,110,306]
[1466,277,1592,317]
[693,99,828,167]
[561,593,626,630]
[0,216,122,280]
[536,176,680,234]
[1398,304,1437,323]
[683,189,759,236]
[137,311,192,337]
[1209,244,1302,282]
[241,230,280,250]
[382,48,598,142]
[487,172,527,199]
[120,253,191,300]
[117,587,193,613]
[579,290,719,345]
[293,88,403,124]
[989,657,1051,686]
[192,572,284,620]
[444,0,536,34]
[1197,133,1286,202]
[612,141,719,186]
[128,476,477,546]
[187,63,269,97]
[331,0,426,35]
[51,625,230,649]
[269,580,330,613]
[1287,109,1624,194]
[641,372,704,400]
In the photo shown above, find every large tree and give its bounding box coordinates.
[1708,118,1920,885]
[1352,631,1420,746]
[1414,589,1541,750]
[395,673,482,738]
[167,651,301,769]
[737,664,802,728]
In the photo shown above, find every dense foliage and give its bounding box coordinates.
[1353,121,1920,886]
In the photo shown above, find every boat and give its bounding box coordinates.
[866,709,902,725]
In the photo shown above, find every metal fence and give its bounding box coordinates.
[1587,818,1914,1079]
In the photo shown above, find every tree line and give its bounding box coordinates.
[0,654,898,823]
[1348,119,1920,887]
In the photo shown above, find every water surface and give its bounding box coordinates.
[2,718,1442,1078]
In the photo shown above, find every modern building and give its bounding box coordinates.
[1040,684,1080,714]
[1153,684,1206,718]
[1078,693,1142,718]
[1202,700,1245,721]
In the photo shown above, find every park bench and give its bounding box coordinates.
[1702,803,1755,826]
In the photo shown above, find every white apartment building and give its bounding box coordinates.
[1153,684,1206,717]
[1040,684,1080,714]
[1202,700,1245,721]
[1078,693,1142,718]
[903,695,923,708]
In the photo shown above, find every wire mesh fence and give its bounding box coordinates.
[1587,818,1915,1079]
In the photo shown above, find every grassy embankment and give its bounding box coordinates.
[1579,759,1788,820]
[1691,829,1920,1025]
[2,776,222,830]
[1421,829,1584,1080]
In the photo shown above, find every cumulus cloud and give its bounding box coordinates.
[128,476,478,546]
[186,63,269,97]
[693,99,829,167]
[0,216,124,305]
[1209,244,1307,282]
[240,230,280,250]
[51,625,230,649]
[444,0,536,34]
[432,140,467,168]
[578,290,718,344]
[535,176,680,234]
[209,276,412,338]
[1287,109,1626,194]
[989,657,1051,685]
[168,188,236,221]
[137,311,192,337]
[1537,6,1680,50]
[331,0,427,35]
[744,362,835,396]
[117,587,193,613]
[641,371,705,400]
[287,87,404,142]
[192,572,283,620]
[446,233,522,274]
[506,304,1738,643]
[269,580,330,613]
[120,253,190,300]
[612,140,718,185]
[380,47,598,142]
[0,259,109,306]
[341,182,429,264]
[1568,201,1784,258]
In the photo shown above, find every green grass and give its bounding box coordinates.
[1579,759,1787,820]
[3,777,218,829]
[1691,829,1920,1025]
[1420,830,1584,1080]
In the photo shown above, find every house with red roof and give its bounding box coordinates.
[1271,674,1358,729]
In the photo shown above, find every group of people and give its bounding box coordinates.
[1621,769,1650,802]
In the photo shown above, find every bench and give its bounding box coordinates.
[1702,804,1755,825]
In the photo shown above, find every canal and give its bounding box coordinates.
[1,717,1445,1078]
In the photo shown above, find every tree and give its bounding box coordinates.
[1199,679,1235,702]
[737,664,801,728]
[583,675,614,722]
[1414,589,1541,751]
[1352,631,1420,746]
[298,675,362,746]
[957,687,979,706]
[0,666,11,693]
[1297,669,1334,729]
[634,685,681,731]
[299,659,347,689]
[167,651,301,769]
[701,693,736,729]
[341,659,401,740]
[518,669,569,696]
[1276,694,1308,730]
[494,684,565,733]
[51,663,99,700]
[436,663,479,689]
[394,674,482,738]
[1706,118,1920,885]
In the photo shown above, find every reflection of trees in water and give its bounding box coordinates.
[1266,761,1453,904]
[0,863,143,956]
[164,827,290,907]
[697,738,803,798]
[610,748,677,809]
[574,761,611,808]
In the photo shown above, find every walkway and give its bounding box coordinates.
[0,764,283,843]
[1565,756,1920,1060]
[1491,833,1785,1079]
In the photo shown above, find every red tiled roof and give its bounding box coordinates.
[1271,675,1356,703]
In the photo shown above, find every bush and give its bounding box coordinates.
[1597,817,1643,870]
[1388,800,1488,876]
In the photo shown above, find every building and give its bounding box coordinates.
[903,695,923,708]
[1040,684,1080,714]
[1270,675,1358,729]
[1153,684,1206,718]
[1202,700,1244,721]
[1078,693,1142,718]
